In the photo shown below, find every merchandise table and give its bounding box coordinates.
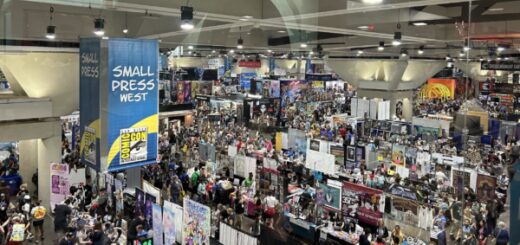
[283,212,319,242]
[319,226,358,245]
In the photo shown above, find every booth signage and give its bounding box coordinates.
[494,83,520,94]
[239,60,261,68]
[481,61,520,71]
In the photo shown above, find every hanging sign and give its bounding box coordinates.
[481,61,520,71]
[239,60,262,68]
[50,163,70,209]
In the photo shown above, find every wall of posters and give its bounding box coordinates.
[152,203,163,245]
[288,128,307,155]
[240,72,256,90]
[163,201,181,245]
[281,80,307,107]
[342,182,383,226]
[183,198,211,245]
[391,144,406,166]
[476,174,497,202]
[105,38,159,172]
[50,163,70,209]
[305,150,336,175]
[318,181,342,210]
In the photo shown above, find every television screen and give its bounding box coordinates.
[202,69,218,80]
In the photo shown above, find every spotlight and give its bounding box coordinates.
[267,49,272,53]
[93,18,105,36]
[357,50,364,55]
[392,32,401,46]
[123,28,128,34]
[211,50,216,53]
[378,41,385,51]
[237,38,244,49]
[479,56,484,62]
[46,25,56,40]
[188,45,194,50]
[400,49,408,57]
[459,51,465,57]
[412,22,428,26]
[180,6,194,30]
[300,43,308,48]
[417,46,424,55]
[497,46,506,52]
[446,54,451,60]
[463,45,471,52]
[229,49,235,53]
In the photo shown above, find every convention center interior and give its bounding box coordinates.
[1,0,520,244]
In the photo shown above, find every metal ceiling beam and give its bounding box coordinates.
[267,32,348,46]
[415,13,520,25]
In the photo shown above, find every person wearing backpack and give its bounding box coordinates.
[494,222,509,245]
[30,200,46,243]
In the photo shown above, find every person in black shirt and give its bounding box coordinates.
[234,197,245,229]
[54,199,72,240]
[127,215,145,245]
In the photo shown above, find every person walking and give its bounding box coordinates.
[30,200,46,243]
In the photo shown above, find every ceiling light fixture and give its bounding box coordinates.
[180,6,194,30]
[358,26,370,30]
[267,49,272,53]
[479,56,484,62]
[229,49,235,53]
[300,43,308,48]
[188,45,194,50]
[400,49,408,57]
[123,12,129,34]
[446,54,451,60]
[378,41,385,51]
[93,18,105,36]
[497,57,502,61]
[357,50,364,55]
[392,32,402,46]
[237,27,244,49]
[412,22,428,26]
[497,45,506,52]
[459,51,465,57]
[489,8,504,12]
[46,7,56,40]
[362,0,383,4]
[277,30,286,33]
[417,46,424,55]
[211,50,216,53]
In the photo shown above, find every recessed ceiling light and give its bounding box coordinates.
[300,43,308,48]
[188,45,194,50]
[357,50,364,54]
[357,26,370,30]
[412,22,428,26]
[489,8,504,12]
[277,30,286,33]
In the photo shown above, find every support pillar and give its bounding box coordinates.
[357,89,414,121]
[37,120,61,210]
[18,139,38,194]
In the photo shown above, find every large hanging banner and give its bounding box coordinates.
[79,38,101,169]
[80,38,159,172]
[50,163,70,209]
[145,194,156,229]
[152,203,163,245]
[143,180,161,204]
[452,169,471,197]
[317,181,342,211]
[163,201,177,245]
[342,182,383,226]
[134,188,145,217]
[288,128,307,156]
[183,198,211,245]
[106,39,159,172]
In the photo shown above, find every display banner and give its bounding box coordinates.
[163,201,178,245]
[79,38,101,169]
[305,150,335,175]
[342,182,383,226]
[145,194,156,229]
[318,183,342,210]
[240,72,256,90]
[183,198,211,245]
[391,144,406,166]
[275,132,282,152]
[50,163,70,209]
[452,169,471,197]
[134,188,145,217]
[391,196,420,227]
[476,174,497,203]
[239,60,261,68]
[143,180,161,204]
[152,203,163,245]
[106,39,158,172]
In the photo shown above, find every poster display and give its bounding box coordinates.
[342,182,383,226]
[50,163,70,209]
[269,80,280,98]
[234,155,257,179]
[183,198,211,245]
[240,72,256,90]
[281,80,307,108]
[391,196,420,227]
[275,132,282,152]
[105,38,159,172]
[114,179,124,213]
[163,201,178,245]
[318,182,342,210]
[79,38,101,169]
[144,194,156,229]
[391,144,406,166]
[452,169,471,197]
[476,174,497,202]
[346,146,356,162]
[143,180,161,204]
[288,128,307,155]
[152,203,163,245]
[134,188,145,217]
[309,139,320,151]
[305,150,336,175]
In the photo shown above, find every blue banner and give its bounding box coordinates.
[106,39,159,172]
[79,38,101,170]
[240,72,256,90]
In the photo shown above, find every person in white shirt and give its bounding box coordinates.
[263,193,279,228]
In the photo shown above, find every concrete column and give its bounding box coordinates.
[37,120,61,210]
[18,139,38,194]
[357,89,414,121]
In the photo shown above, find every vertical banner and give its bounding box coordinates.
[134,188,145,217]
[79,38,101,170]
[163,201,177,245]
[145,193,156,229]
[106,39,159,172]
[50,163,70,209]
[114,179,124,214]
[240,72,256,91]
[476,174,496,203]
[183,198,211,245]
[275,132,282,152]
[152,203,163,245]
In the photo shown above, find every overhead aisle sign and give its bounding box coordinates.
[80,38,159,172]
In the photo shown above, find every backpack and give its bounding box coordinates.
[32,206,46,220]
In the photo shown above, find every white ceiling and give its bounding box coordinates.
[1,0,520,59]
